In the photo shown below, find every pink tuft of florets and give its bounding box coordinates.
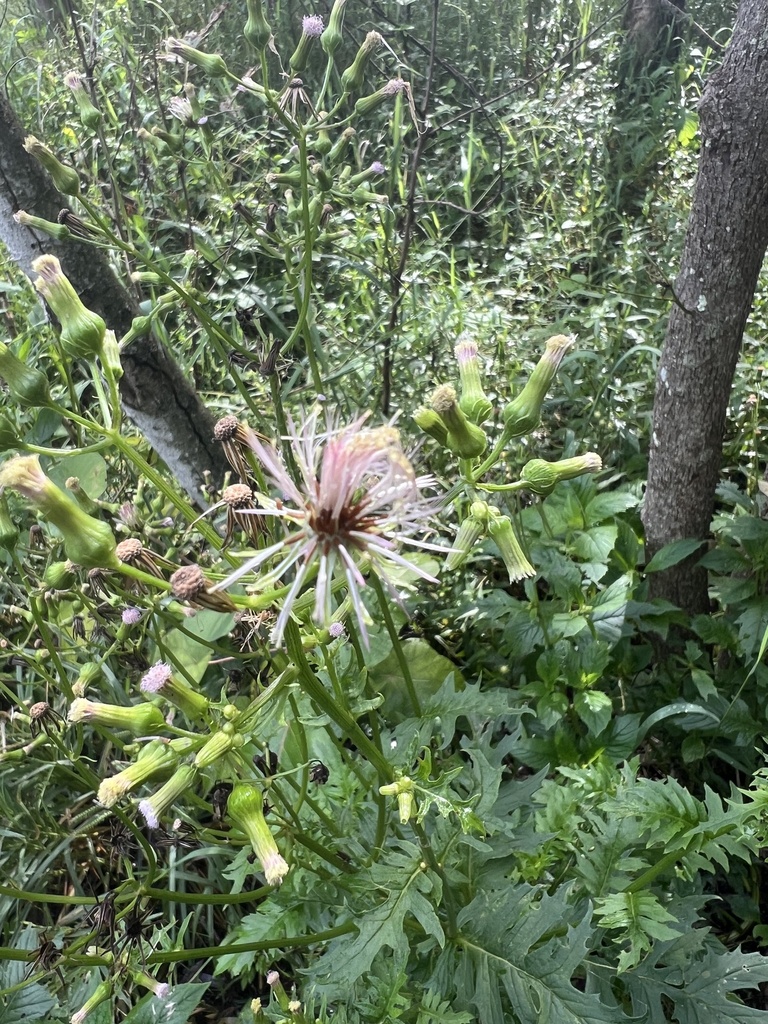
[213,409,443,646]
[302,14,324,36]
[140,662,173,694]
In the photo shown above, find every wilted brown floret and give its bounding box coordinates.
[115,538,168,580]
[222,483,261,545]
[213,416,255,483]
[171,564,235,613]
[29,701,64,738]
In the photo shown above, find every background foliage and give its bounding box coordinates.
[3,0,768,1022]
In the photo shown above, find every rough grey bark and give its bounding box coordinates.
[0,90,227,506]
[643,0,768,614]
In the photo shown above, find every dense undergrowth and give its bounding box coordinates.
[3,1,768,1022]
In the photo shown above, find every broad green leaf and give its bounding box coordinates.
[123,983,209,1023]
[644,538,705,573]
[574,690,612,736]
[455,886,624,1024]
[626,944,768,1023]
[572,524,617,564]
[313,843,444,989]
[369,638,464,720]
[48,451,108,498]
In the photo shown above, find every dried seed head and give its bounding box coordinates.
[116,538,167,580]
[222,484,255,509]
[171,564,235,613]
[213,416,255,482]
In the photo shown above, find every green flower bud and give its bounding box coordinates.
[73,661,101,696]
[66,477,100,515]
[165,37,228,78]
[520,453,602,496]
[100,329,123,380]
[70,980,113,1024]
[266,170,303,188]
[313,121,333,155]
[445,501,490,571]
[413,407,449,446]
[321,0,348,56]
[23,136,79,196]
[354,78,408,117]
[67,697,166,734]
[245,0,271,52]
[31,255,106,361]
[0,342,51,408]
[227,783,289,885]
[340,31,382,94]
[455,333,493,424]
[290,15,324,74]
[64,70,102,130]
[13,209,71,241]
[310,163,333,192]
[327,126,356,165]
[379,775,415,823]
[487,513,535,582]
[138,764,198,829]
[97,739,178,807]
[194,729,241,769]
[0,455,119,568]
[43,560,77,589]
[501,334,574,440]
[120,315,152,346]
[430,384,487,458]
[0,496,19,553]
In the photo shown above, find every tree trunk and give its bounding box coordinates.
[0,91,227,506]
[643,0,768,614]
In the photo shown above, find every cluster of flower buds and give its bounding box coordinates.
[415,333,602,578]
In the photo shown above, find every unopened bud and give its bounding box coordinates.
[520,453,602,496]
[97,739,177,807]
[340,31,382,93]
[64,70,102,130]
[32,255,106,361]
[166,37,228,77]
[354,78,407,117]
[138,764,199,829]
[23,136,79,196]
[0,342,51,407]
[487,514,535,582]
[501,334,574,440]
[244,0,272,51]
[430,384,487,458]
[0,456,118,568]
[445,501,490,571]
[413,406,449,446]
[322,0,348,55]
[13,209,71,241]
[455,333,493,424]
[227,783,290,885]
[68,697,166,734]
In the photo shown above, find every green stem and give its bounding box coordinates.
[285,620,393,781]
[369,573,421,717]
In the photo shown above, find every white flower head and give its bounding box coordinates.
[214,409,441,646]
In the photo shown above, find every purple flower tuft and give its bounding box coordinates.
[370,161,385,175]
[139,799,159,829]
[140,661,173,694]
[122,606,142,626]
[302,14,324,36]
[329,622,345,638]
